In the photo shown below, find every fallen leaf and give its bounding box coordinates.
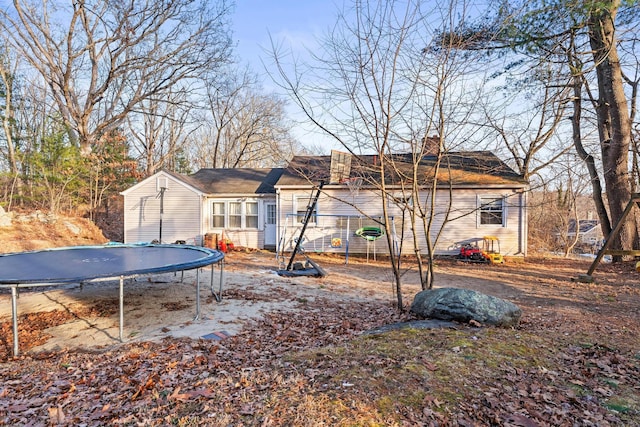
[47,405,65,424]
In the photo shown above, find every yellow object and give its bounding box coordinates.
[636,261,640,272]
[482,236,504,264]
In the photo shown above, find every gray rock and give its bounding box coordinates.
[64,220,81,235]
[0,205,11,227]
[410,287,521,327]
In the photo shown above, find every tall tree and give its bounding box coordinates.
[126,89,196,176]
[587,0,634,253]
[442,0,639,256]
[0,0,233,155]
[0,43,19,176]
[272,0,494,303]
[191,68,295,169]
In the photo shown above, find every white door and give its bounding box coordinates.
[264,203,277,248]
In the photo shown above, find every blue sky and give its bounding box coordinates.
[232,1,338,78]
[231,1,343,152]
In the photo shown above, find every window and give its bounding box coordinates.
[296,204,317,224]
[229,202,242,228]
[212,202,225,228]
[294,194,318,224]
[296,207,317,224]
[479,197,504,225]
[246,202,258,228]
[211,200,260,229]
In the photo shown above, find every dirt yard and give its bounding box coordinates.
[0,217,639,425]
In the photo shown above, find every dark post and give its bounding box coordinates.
[159,187,167,243]
[286,181,325,271]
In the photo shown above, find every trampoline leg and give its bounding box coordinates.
[195,268,201,321]
[219,261,224,300]
[211,260,224,302]
[119,276,124,342]
[11,286,18,356]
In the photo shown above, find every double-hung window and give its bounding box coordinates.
[295,195,318,224]
[212,202,225,228]
[211,200,259,229]
[479,196,505,226]
[229,202,242,228]
[245,202,258,228]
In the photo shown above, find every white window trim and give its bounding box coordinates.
[477,195,507,227]
[211,201,225,229]
[245,201,259,229]
[210,199,260,230]
[293,194,319,225]
[228,201,243,229]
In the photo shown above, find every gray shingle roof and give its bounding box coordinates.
[568,219,600,234]
[276,151,527,186]
[168,168,284,195]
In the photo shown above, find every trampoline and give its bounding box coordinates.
[0,243,225,356]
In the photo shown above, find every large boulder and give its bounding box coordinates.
[0,205,12,227]
[410,287,521,327]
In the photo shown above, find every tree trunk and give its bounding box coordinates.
[570,75,611,238]
[588,0,633,257]
[378,156,404,310]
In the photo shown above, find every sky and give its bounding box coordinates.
[231,1,338,80]
[231,1,343,152]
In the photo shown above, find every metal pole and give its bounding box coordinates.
[220,260,224,299]
[345,216,350,265]
[159,187,166,243]
[11,286,18,356]
[119,276,124,341]
[286,181,325,270]
[195,268,201,321]
[210,260,224,302]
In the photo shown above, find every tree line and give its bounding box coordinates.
[0,0,297,218]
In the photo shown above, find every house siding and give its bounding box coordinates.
[203,197,274,249]
[277,188,385,255]
[276,186,527,257]
[123,173,202,245]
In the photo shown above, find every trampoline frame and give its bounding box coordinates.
[0,244,225,356]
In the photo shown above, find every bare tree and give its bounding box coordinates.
[0,0,233,154]
[271,0,496,306]
[127,89,197,176]
[476,80,574,181]
[189,68,295,169]
[0,43,19,176]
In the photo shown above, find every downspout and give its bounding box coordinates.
[202,194,207,246]
[518,190,527,256]
[275,187,281,255]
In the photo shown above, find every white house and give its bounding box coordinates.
[120,168,284,249]
[275,152,529,258]
[555,219,603,253]
[121,151,529,258]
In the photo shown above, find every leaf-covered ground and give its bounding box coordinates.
[1,252,639,426]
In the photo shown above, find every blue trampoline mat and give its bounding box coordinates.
[0,244,224,285]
